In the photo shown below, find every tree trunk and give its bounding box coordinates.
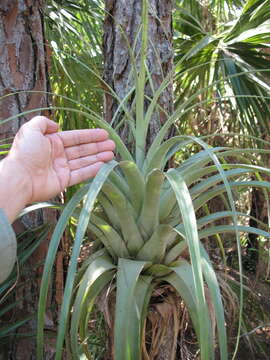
[0,1,58,359]
[103,1,179,359]
[247,148,270,278]
[0,0,50,136]
[103,0,174,149]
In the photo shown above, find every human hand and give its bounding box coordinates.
[5,116,115,204]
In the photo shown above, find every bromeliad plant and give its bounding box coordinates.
[35,1,270,359]
[36,127,270,359]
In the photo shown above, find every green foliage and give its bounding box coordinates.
[0,226,49,351]
[35,1,270,359]
[45,0,104,129]
[1,0,270,359]
[174,0,270,138]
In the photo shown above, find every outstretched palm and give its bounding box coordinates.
[9,116,115,203]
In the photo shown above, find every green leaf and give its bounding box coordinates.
[101,181,144,255]
[19,202,61,218]
[190,168,253,198]
[165,261,201,346]
[146,264,172,277]
[89,214,129,258]
[166,169,211,360]
[159,146,230,221]
[200,245,228,360]
[137,224,174,263]
[114,258,147,360]
[194,180,270,211]
[0,316,33,338]
[199,225,270,240]
[120,161,145,216]
[70,254,115,357]
[138,169,165,239]
[144,136,192,174]
[0,301,20,318]
[55,161,118,360]
[185,35,217,60]
[135,0,149,168]
[164,240,188,265]
[97,192,121,229]
[128,275,153,359]
[37,183,91,359]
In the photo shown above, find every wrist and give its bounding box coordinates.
[0,156,32,223]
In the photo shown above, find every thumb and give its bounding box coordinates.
[23,116,59,134]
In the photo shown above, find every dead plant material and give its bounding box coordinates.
[55,251,64,306]
[143,287,180,360]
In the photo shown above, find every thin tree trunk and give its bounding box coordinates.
[103,1,179,359]
[0,1,57,359]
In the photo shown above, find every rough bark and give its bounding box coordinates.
[0,1,57,359]
[103,0,174,149]
[0,0,50,137]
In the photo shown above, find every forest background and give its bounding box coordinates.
[1,0,270,359]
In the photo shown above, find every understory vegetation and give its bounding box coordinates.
[1,0,270,359]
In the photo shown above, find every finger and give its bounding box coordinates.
[65,140,115,160]
[68,151,114,171]
[69,162,105,186]
[23,116,58,134]
[57,129,109,147]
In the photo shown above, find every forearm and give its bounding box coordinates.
[0,156,31,223]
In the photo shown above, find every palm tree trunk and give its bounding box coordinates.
[103,1,179,359]
[0,1,57,358]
